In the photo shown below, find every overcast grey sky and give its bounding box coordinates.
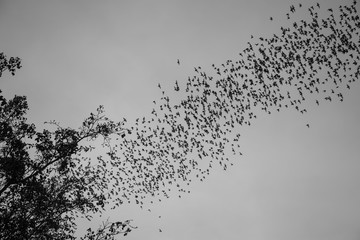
[1,0,360,239]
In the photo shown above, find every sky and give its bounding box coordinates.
[1,0,360,240]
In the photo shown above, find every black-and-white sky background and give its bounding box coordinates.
[1,0,360,239]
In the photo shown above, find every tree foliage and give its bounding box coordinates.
[0,53,135,239]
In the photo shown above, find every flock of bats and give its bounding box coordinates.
[97,1,360,208]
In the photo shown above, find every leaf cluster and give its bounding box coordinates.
[0,53,132,239]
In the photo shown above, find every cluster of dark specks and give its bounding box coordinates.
[109,1,359,207]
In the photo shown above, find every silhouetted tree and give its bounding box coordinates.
[0,53,135,239]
